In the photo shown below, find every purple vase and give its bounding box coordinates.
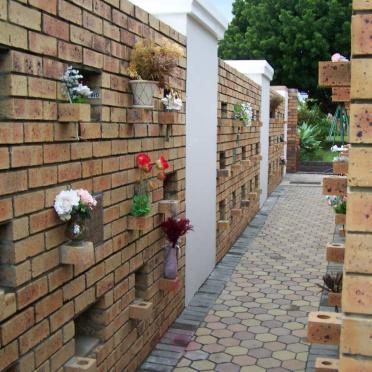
[164,244,178,279]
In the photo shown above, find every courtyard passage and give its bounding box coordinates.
[164,175,335,372]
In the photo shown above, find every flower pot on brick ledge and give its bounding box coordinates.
[58,103,91,122]
[64,357,97,372]
[60,241,95,267]
[159,276,180,292]
[241,200,250,208]
[326,243,345,263]
[127,215,153,231]
[231,208,243,218]
[217,169,231,178]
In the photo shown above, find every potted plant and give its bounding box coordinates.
[131,153,170,217]
[161,217,193,279]
[317,272,343,310]
[161,88,183,111]
[326,195,347,224]
[128,40,182,108]
[233,102,253,127]
[54,188,97,243]
[59,67,93,122]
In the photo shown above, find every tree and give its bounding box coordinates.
[219,0,351,109]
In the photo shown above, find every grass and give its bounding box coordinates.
[301,148,335,162]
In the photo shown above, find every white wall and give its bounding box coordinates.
[273,87,289,175]
[129,0,227,304]
[184,16,218,303]
[225,61,274,207]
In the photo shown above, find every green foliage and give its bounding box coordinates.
[131,193,151,217]
[297,122,321,157]
[334,200,346,214]
[219,0,352,105]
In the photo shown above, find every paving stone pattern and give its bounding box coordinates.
[139,176,334,371]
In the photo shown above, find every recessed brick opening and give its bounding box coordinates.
[221,102,228,118]
[135,264,150,300]
[219,200,226,220]
[242,146,247,160]
[232,191,236,209]
[219,152,226,169]
[255,175,259,190]
[241,185,246,200]
[164,171,178,200]
[74,303,102,357]
[255,143,259,155]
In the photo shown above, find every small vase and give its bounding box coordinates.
[65,215,88,244]
[164,244,178,279]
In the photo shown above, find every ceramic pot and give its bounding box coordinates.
[164,244,178,279]
[129,80,158,108]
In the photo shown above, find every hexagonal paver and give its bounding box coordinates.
[255,333,277,342]
[202,344,225,353]
[225,346,249,356]
[196,336,218,345]
[209,353,232,364]
[191,360,216,371]
[248,348,272,358]
[273,350,296,361]
[232,355,256,366]
[257,357,281,368]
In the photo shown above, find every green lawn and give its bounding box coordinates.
[301,149,335,162]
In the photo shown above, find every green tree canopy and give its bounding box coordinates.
[219,0,351,107]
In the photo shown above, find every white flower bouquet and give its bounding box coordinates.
[161,89,183,111]
[61,67,93,104]
[54,188,97,222]
[54,188,97,242]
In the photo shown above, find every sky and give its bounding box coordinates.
[211,0,234,22]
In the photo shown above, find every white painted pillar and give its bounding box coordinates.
[129,0,227,304]
[272,86,289,175]
[225,60,274,207]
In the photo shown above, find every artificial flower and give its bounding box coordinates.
[137,153,152,172]
[72,84,92,98]
[156,155,169,171]
[54,190,80,221]
[331,53,348,62]
[157,171,167,181]
[77,189,97,208]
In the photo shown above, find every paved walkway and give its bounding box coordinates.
[140,175,335,372]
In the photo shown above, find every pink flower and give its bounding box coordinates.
[77,189,97,209]
[331,53,341,62]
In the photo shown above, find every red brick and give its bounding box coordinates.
[43,14,69,41]
[29,31,57,57]
[34,330,62,367]
[10,233,45,264]
[28,77,57,99]
[35,290,63,322]
[48,266,73,292]
[83,48,104,69]
[9,0,41,31]
[58,162,82,182]
[0,122,24,144]
[71,142,93,160]
[0,340,18,371]
[1,307,34,345]
[31,248,59,277]
[58,0,82,25]
[0,170,27,195]
[58,40,83,63]
[63,275,85,301]
[14,190,45,216]
[11,145,43,167]
[19,319,50,354]
[83,10,102,33]
[29,166,57,188]
[30,208,59,234]
[0,198,13,222]
[49,302,74,332]
[44,143,70,163]
[17,277,48,309]
[50,338,74,371]
[29,0,57,14]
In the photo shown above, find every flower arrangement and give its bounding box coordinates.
[161,217,193,279]
[128,40,183,88]
[131,153,170,217]
[161,88,183,111]
[61,67,93,104]
[54,189,97,241]
[233,102,253,127]
[326,195,347,214]
[161,217,193,248]
[331,53,348,62]
[280,156,286,166]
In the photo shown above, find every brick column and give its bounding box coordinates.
[286,89,299,173]
[340,1,372,370]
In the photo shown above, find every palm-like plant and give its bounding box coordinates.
[297,122,321,155]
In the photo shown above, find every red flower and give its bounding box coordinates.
[161,217,193,247]
[137,153,152,173]
[156,155,169,171]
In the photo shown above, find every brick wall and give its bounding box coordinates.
[286,89,299,173]
[340,1,372,370]
[216,60,261,262]
[0,1,187,371]
[268,90,285,195]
